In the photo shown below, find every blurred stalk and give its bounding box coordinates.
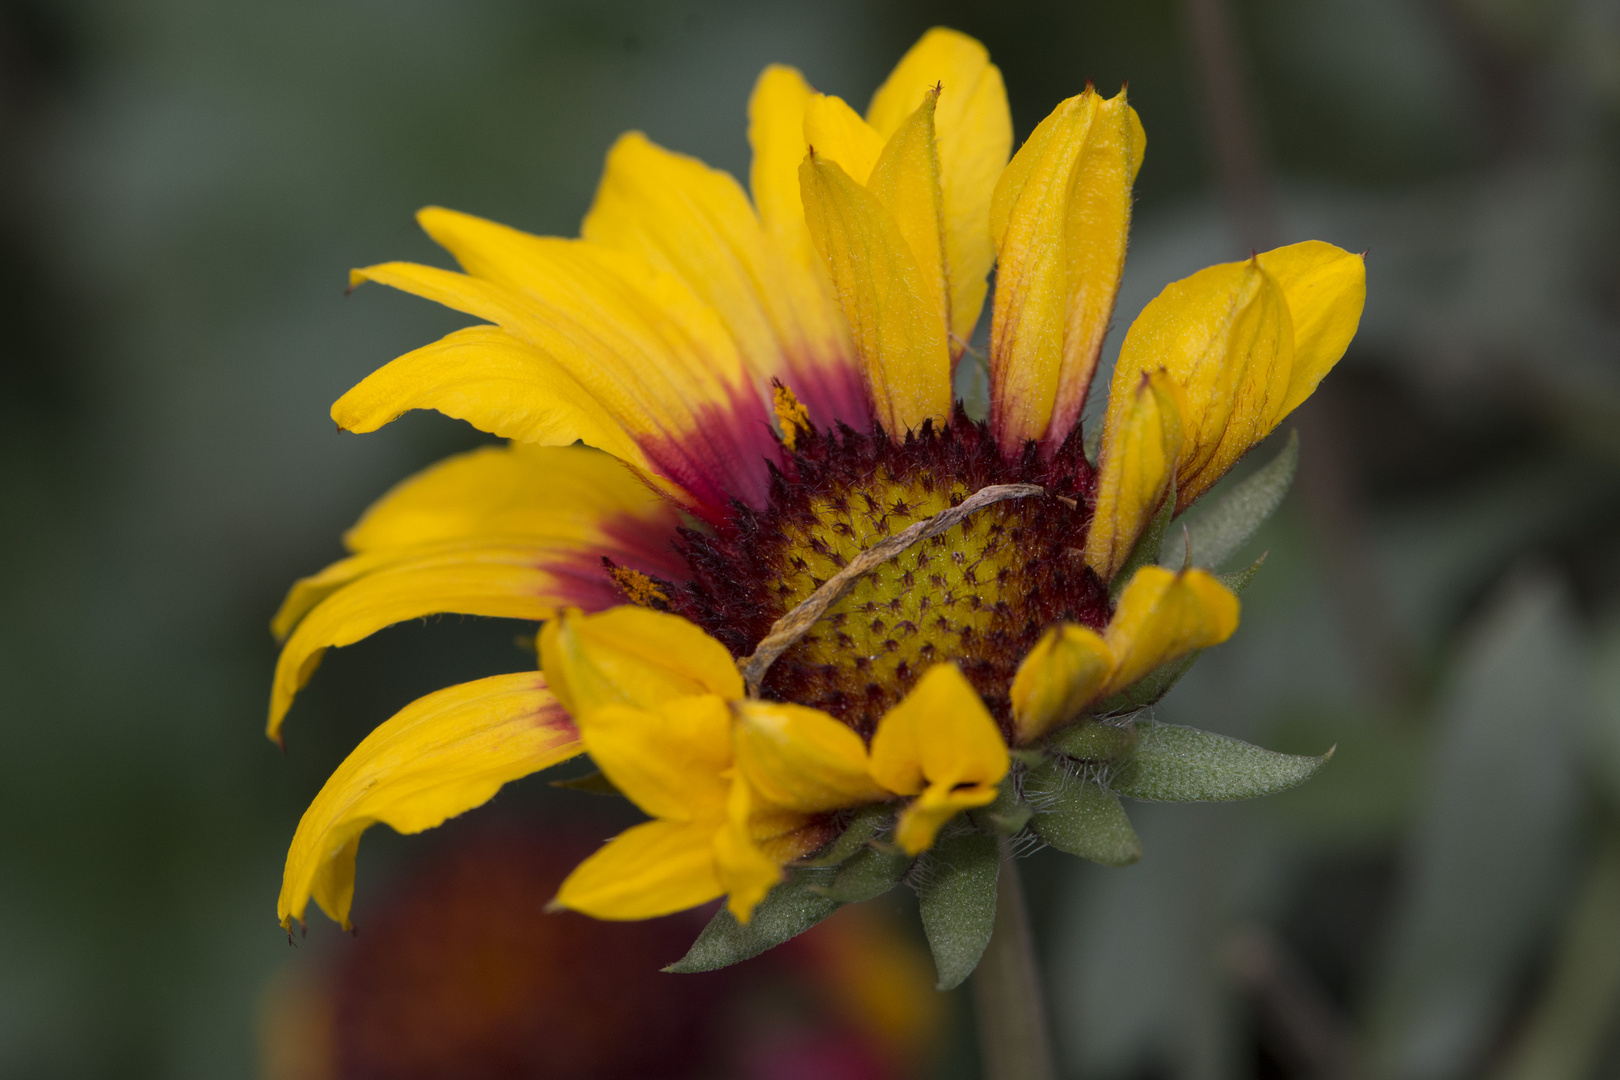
[1181,0,1413,706]
[1488,824,1620,1080]
[1230,925,1363,1080]
[973,841,1056,1080]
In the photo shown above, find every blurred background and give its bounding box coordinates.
[3,0,1619,1077]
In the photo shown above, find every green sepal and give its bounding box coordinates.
[1109,723,1334,802]
[811,843,914,903]
[665,869,840,973]
[548,770,623,797]
[969,775,1032,836]
[1111,474,1178,603]
[1089,653,1199,716]
[1024,763,1143,866]
[1162,429,1297,570]
[799,803,894,868]
[916,831,1000,990]
[1046,718,1138,762]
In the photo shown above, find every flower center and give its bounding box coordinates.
[668,415,1112,740]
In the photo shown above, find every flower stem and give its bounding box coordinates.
[972,840,1056,1080]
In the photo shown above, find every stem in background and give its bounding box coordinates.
[972,840,1056,1080]
[1181,0,1413,705]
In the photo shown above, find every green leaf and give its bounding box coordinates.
[1110,723,1332,802]
[970,775,1032,835]
[812,843,914,903]
[548,770,622,796]
[1024,763,1142,866]
[1046,718,1138,761]
[799,803,894,867]
[1110,475,1178,603]
[1162,429,1296,570]
[665,870,840,973]
[916,832,1000,990]
[1090,653,1199,716]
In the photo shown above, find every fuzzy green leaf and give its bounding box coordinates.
[665,870,839,973]
[916,832,1000,990]
[800,803,894,867]
[812,843,914,903]
[1162,429,1297,570]
[1025,764,1142,866]
[1110,723,1333,802]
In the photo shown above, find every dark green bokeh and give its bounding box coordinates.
[3,1,1619,1077]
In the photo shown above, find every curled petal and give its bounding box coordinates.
[1259,241,1367,418]
[278,672,581,930]
[1010,623,1115,742]
[867,89,949,343]
[733,699,890,812]
[803,94,885,185]
[867,27,1011,354]
[869,664,1009,854]
[800,154,952,436]
[1102,566,1240,695]
[1084,369,1187,582]
[578,696,731,821]
[539,607,743,720]
[990,87,1142,455]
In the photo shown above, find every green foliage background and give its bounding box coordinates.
[2,0,1618,1077]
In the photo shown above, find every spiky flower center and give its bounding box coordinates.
[668,415,1112,740]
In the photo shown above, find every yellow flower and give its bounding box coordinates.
[270,27,1365,932]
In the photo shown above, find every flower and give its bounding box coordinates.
[271,28,1364,940]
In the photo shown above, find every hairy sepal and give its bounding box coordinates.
[1109,723,1333,802]
[915,831,1000,990]
[1024,763,1142,866]
[666,869,841,973]
[1160,429,1297,570]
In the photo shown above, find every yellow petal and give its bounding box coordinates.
[1101,566,1240,695]
[866,89,949,345]
[354,214,779,514]
[800,153,952,435]
[714,777,786,922]
[268,543,597,743]
[538,606,743,720]
[868,664,1009,855]
[340,443,682,575]
[747,65,870,430]
[1110,255,1293,510]
[329,326,665,494]
[1009,623,1115,742]
[554,817,724,920]
[751,64,819,241]
[277,672,581,930]
[990,87,1143,454]
[1258,241,1367,418]
[893,783,1000,856]
[803,94,885,185]
[577,696,732,821]
[582,131,867,430]
[733,699,890,812]
[1084,369,1187,582]
[867,27,1011,354]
